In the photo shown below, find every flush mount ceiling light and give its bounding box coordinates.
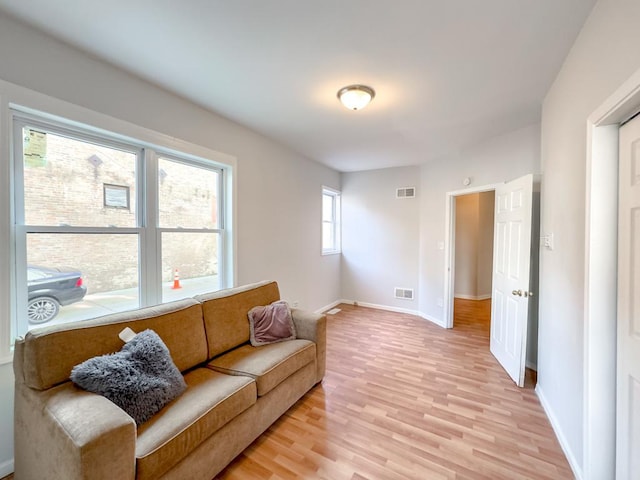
[337,84,375,111]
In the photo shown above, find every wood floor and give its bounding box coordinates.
[2,299,572,480]
[217,299,571,479]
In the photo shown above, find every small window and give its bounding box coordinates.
[322,187,341,254]
[103,184,131,210]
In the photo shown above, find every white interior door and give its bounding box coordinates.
[617,115,640,479]
[490,174,533,386]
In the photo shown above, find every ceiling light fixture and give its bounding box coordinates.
[337,85,375,111]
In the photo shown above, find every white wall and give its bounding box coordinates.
[538,0,640,476]
[340,125,539,323]
[0,13,342,309]
[454,194,480,298]
[341,166,421,312]
[418,124,541,323]
[0,13,341,474]
[0,364,13,475]
[476,192,495,297]
[453,192,494,300]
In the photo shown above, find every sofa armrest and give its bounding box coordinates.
[291,308,326,383]
[15,382,136,480]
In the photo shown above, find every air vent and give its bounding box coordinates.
[394,287,414,300]
[396,186,416,198]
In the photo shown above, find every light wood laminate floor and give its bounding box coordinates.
[217,299,570,479]
[3,299,571,480]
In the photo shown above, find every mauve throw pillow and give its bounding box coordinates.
[248,300,296,346]
[70,329,187,425]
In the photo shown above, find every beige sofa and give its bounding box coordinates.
[13,280,326,480]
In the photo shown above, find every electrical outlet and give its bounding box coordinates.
[291,300,299,308]
[437,297,443,307]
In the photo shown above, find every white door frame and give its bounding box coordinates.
[443,183,501,329]
[584,67,640,479]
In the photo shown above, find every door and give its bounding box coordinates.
[617,115,640,479]
[490,174,533,386]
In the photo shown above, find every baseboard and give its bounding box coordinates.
[349,300,422,317]
[314,299,347,315]
[535,385,583,480]
[419,312,447,328]
[336,299,448,328]
[340,299,423,317]
[454,294,492,301]
[0,458,14,477]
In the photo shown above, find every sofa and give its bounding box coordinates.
[13,280,326,480]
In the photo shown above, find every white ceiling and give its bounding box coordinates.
[0,1,596,172]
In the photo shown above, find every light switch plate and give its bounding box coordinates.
[541,233,554,250]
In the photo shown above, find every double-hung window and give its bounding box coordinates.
[12,112,230,336]
[322,187,341,254]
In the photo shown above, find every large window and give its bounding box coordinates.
[322,187,341,254]
[12,113,230,335]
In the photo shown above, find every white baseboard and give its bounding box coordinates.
[454,294,492,301]
[0,458,14,477]
[345,299,422,317]
[419,312,447,328]
[314,299,346,315]
[535,385,582,480]
[334,299,447,329]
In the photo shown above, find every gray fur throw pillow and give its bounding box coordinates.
[70,329,187,425]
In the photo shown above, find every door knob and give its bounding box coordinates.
[512,289,522,296]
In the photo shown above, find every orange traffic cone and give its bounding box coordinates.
[172,268,182,289]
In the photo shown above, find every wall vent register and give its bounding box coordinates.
[394,288,414,300]
[396,187,416,198]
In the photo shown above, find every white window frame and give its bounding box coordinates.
[13,116,147,334]
[12,113,228,336]
[322,186,341,255]
[0,81,236,362]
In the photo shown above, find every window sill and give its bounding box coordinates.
[0,353,13,366]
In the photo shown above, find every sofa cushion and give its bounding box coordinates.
[70,329,186,425]
[135,368,256,480]
[207,339,315,396]
[195,281,280,358]
[21,298,208,390]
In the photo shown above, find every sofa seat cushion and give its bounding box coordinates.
[135,368,256,480]
[207,339,315,396]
